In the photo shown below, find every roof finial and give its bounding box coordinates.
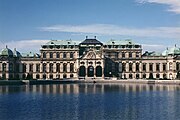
[175,44,176,47]
[86,36,88,39]
[94,36,96,39]
[6,45,7,48]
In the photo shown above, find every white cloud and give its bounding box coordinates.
[137,0,180,14]
[0,40,49,53]
[142,44,166,52]
[40,24,180,39]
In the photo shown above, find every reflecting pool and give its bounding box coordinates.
[0,83,180,120]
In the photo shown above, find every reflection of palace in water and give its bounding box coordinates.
[0,84,180,94]
[0,36,180,80]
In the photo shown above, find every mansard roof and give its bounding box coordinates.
[21,52,40,58]
[105,39,138,45]
[44,40,80,46]
[80,38,103,45]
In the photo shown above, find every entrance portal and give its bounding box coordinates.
[79,66,86,77]
[96,66,102,77]
[88,66,94,77]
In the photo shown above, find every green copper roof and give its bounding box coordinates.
[162,46,180,56]
[0,46,13,56]
[44,40,80,46]
[105,39,137,45]
[21,52,40,58]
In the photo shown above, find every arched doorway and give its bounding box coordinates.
[149,73,153,79]
[88,66,94,77]
[96,66,102,77]
[79,66,86,77]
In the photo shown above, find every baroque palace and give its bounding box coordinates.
[0,36,180,80]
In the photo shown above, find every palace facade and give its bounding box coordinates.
[0,37,180,80]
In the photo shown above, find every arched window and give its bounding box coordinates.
[129,63,133,71]
[43,52,46,58]
[63,63,67,72]
[136,63,139,72]
[43,63,46,72]
[56,63,60,73]
[70,63,74,72]
[49,63,53,73]
[50,52,53,58]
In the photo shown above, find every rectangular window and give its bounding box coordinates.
[70,53,73,59]
[36,64,40,72]
[156,64,160,71]
[149,64,153,71]
[143,64,146,71]
[29,64,33,72]
[129,63,132,71]
[129,52,132,58]
[163,64,166,71]
[136,63,139,72]
[63,53,66,59]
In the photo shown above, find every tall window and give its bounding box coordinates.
[43,63,46,72]
[63,53,66,59]
[149,64,153,71]
[156,64,160,71]
[129,52,132,58]
[56,63,60,73]
[163,64,166,71]
[50,52,53,58]
[143,64,146,71]
[29,64,33,72]
[136,63,139,72]
[43,52,46,58]
[56,53,60,58]
[36,64,40,72]
[122,63,126,72]
[70,52,73,59]
[129,63,132,71]
[63,63,67,72]
[177,63,179,71]
[70,63,74,72]
[49,63,53,73]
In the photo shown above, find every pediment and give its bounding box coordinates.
[81,50,102,59]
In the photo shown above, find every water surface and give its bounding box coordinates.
[0,83,180,120]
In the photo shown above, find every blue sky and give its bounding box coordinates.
[0,0,180,52]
